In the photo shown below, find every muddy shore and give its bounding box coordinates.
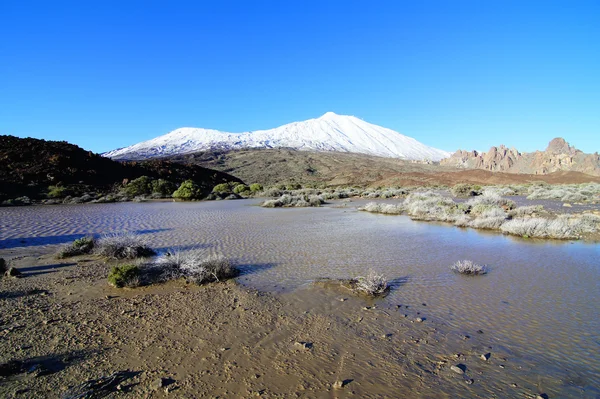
[2,253,588,398]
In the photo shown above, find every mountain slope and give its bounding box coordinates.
[104,112,450,161]
[441,138,600,176]
[0,135,241,201]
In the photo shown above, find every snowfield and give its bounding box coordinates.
[104,112,450,161]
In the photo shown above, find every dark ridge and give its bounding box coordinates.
[0,135,242,201]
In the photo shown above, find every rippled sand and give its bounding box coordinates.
[1,200,599,395]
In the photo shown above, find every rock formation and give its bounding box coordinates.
[441,138,600,176]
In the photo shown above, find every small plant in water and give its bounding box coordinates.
[353,270,389,296]
[451,260,487,276]
[108,264,141,288]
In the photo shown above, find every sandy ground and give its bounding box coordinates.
[0,254,579,398]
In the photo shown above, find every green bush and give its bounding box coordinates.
[233,184,249,194]
[249,183,263,193]
[108,264,140,288]
[173,180,202,200]
[124,176,153,197]
[151,179,177,197]
[212,183,232,194]
[285,183,301,190]
[48,185,67,198]
[57,236,96,258]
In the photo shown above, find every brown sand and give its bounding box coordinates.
[1,255,564,398]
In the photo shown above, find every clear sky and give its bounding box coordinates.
[1,0,599,154]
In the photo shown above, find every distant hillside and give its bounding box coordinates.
[0,135,241,202]
[168,148,600,188]
[104,112,450,161]
[441,138,600,176]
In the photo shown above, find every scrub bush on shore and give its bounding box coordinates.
[261,194,324,208]
[110,250,238,288]
[359,202,404,215]
[108,264,141,288]
[57,236,96,258]
[95,232,156,260]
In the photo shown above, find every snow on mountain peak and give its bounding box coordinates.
[103,113,450,161]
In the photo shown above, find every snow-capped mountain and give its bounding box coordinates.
[104,112,450,161]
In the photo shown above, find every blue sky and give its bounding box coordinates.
[1,0,598,154]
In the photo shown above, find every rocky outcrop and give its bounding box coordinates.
[441,138,600,176]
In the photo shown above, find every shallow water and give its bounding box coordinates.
[1,200,599,395]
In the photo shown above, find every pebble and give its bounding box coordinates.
[480,353,491,361]
[451,364,466,374]
[151,377,172,391]
[465,378,474,385]
[416,317,424,322]
[333,380,344,389]
[294,341,313,350]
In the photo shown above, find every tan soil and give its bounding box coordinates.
[0,255,566,398]
[174,148,600,187]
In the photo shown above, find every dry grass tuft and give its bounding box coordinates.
[352,270,389,296]
[451,260,487,275]
[95,232,156,259]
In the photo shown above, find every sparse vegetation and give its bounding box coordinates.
[57,236,96,258]
[0,258,6,274]
[95,232,155,259]
[352,270,389,296]
[451,260,487,275]
[108,264,141,288]
[526,183,600,203]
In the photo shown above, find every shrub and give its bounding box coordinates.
[352,270,388,296]
[233,184,249,194]
[48,185,68,198]
[261,194,323,208]
[151,179,177,197]
[212,183,231,194]
[0,258,6,274]
[108,264,140,288]
[451,184,480,197]
[484,186,513,196]
[57,236,96,258]
[500,218,577,239]
[149,250,238,285]
[173,180,202,200]
[509,205,544,217]
[95,232,155,259]
[249,183,263,193]
[359,202,404,215]
[404,191,463,222]
[451,260,486,275]
[466,193,516,211]
[124,176,153,197]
